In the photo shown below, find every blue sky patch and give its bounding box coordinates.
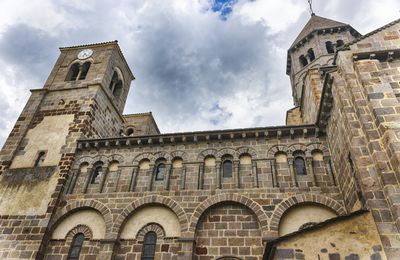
[210,0,238,20]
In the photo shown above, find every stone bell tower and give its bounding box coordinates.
[0,41,134,258]
[286,14,361,125]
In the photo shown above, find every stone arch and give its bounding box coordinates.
[113,66,125,84]
[73,156,94,169]
[188,194,269,237]
[136,223,166,240]
[216,257,243,260]
[198,148,218,161]
[267,145,288,158]
[269,194,346,233]
[65,224,93,240]
[67,58,94,67]
[112,195,188,239]
[170,150,188,161]
[216,148,239,160]
[288,143,307,156]
[133,152,154,165]
[108,154,124,164]
[91,155,110,167]
[49,199,113,238]
[151,151,172,164]
[306,143,330,156]
[236,147,257,159]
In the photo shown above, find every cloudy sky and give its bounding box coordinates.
[0,0,399,146]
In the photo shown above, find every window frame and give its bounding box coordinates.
[67,233,85,260]
[299,55,308,67]
[141,231,157,260]
[34,151,46,167]
[294,156,307,176]
[222,159,233,178]
[91,165,103,184]
[325,41,335,54]
[155,163,166,181]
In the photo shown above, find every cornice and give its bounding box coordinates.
[77,124,322,151]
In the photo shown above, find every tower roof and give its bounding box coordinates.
[290,14,348,49]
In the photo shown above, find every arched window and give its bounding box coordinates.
[325,41,335,54]
[294,157,307,175]
[109,71,118,90]
[113,79,123,98]
[66,63,80,81]
[299,55,308,67]
[155,163,166,181]
[141,231,157,260]
[307,48,315,61]
[223,160,233,178]
[126,128,134,136]
[34,151,46,167]
[65,62,92,82]
[336,39,344,48]
[67,233,84,260]
[91,165,103,184]
[109,70,123,98]
[78,62,91,80]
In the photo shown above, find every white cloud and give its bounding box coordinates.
[0,0,398,147]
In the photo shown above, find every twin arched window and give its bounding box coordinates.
[67,233,84,260]
[65,62,91,81]
[141,231,157,260]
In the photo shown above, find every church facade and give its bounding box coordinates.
[0,14,399,260]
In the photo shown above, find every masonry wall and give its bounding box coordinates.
[324,21,400,258]
[42,132,347,259]
[272,212,385,260]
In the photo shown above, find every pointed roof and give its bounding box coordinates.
[290,14,348,48]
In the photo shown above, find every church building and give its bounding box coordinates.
[0,12,399,260]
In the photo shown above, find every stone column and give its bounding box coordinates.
[82,167,92,193]
[288,158,298,187]
[269,159,278,188]
[252,161,259,188]
[181,164,187,190]
[234,160,240,188]
[324,156,336,186]
[114,168,122,192]
[197,162,204,189]
[164,163,172,190]
[216,161,221,189]
[148,164,155,191]
[129,166,138,192]
[98,166,109,193]
[66,169,78,194]
[306,157,316,187]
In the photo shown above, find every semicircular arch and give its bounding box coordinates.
[269,194,346,234]
[267,145,288,158]
[48,199,113,238]
[188,194,269,238]
[112,195,188,239]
